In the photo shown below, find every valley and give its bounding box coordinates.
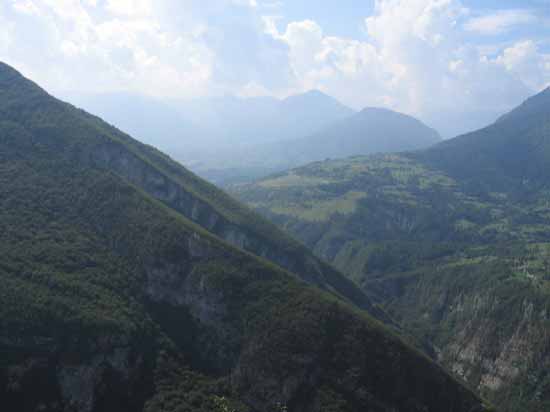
[233,88,550,412]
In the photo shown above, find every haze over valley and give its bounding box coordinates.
[64,90,443,184]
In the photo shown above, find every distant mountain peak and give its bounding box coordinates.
[282,89,350,106]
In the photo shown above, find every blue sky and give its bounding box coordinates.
[0,0,548,136]
[277,1,549,43]
[273,1,376,39]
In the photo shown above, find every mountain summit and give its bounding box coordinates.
[275,106,441,167]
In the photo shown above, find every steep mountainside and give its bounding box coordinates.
[3,63,375,316]
[0,62,489,412]
[416,87,550,193]
[233,87,550,412]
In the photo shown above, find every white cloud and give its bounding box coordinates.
[232,0,257,7]
[237,80,271,97]
[262,0,547,136]
[12,0,41,16]
[1,0,548,137]
[0,20,13,54]
[495,40,550,90]
[105,0,153,16]
[464,9,537,35]
[362,0,472,113]
[2,0,217,97]
[60,40,81,57]
[497,40,538,70]
[267,0,509,115]
[265,18,388,106]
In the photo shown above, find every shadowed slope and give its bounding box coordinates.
[0,62,489,412]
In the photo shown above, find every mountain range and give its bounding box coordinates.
[0,62,490,411]
[64,90,441,185]
[233,86,550,412]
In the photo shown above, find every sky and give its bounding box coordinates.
[1,0,549,136]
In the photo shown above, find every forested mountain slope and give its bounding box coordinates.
[0,62,489,412]
[233,87,550,412]
[416,87,550,192]
[0,62,375,316]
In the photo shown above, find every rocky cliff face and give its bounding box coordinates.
[369,266,550,411]
[73,135,382,318]
[441,295,550,405]
[19,110,376,319]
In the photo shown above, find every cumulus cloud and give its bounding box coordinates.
[105,0,154,16]
[263,18,388,107]
[267,2,525,107]
[0,0,548,137]
[464,9,537,35]
[262,0,548,135]
[495,40,550,90]
[2,0,229,97]
[11,0,41,15]
[232,0,258,7]
[17,0,280,98]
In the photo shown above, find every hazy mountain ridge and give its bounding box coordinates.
[64,89,442,185]
[233,87,550,412]
[0,62,490,412]
[273,106,441,168]
[64,89,354,147]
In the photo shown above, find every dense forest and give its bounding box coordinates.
[0,62,491,412]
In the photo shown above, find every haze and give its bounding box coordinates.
[1,0,549,139]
